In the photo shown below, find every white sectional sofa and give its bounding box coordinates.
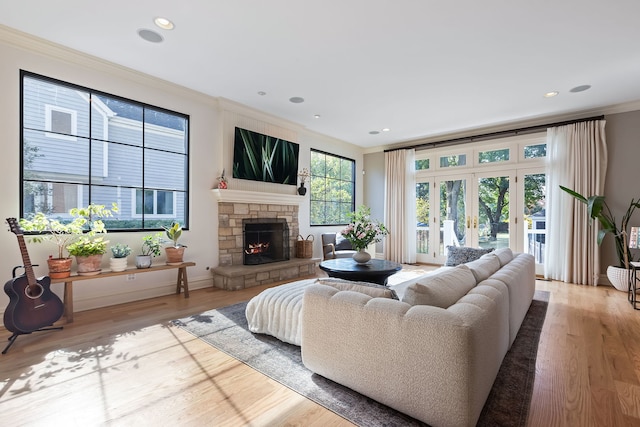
[301,249,535,427]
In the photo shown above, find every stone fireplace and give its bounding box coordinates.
[212,189,319,290]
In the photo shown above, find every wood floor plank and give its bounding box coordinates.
[2,271,640,426]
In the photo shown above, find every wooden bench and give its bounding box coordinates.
[51,261,195,322]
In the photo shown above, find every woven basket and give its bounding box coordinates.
[296,234,314,258]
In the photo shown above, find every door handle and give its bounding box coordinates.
[474,216,478,228]
[466,216,470,229]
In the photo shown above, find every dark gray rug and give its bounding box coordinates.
[173,290,549,427]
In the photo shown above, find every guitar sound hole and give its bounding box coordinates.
[24,284,44,299]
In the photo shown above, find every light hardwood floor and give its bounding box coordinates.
[1,270,639,426]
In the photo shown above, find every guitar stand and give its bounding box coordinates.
[2,326,64,355]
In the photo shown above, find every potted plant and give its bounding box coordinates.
[560,185,640,290]
[110,243,132,272]
[64,204,116,276]
[136,232,163,269]
[19,203,117,278]
[163,222,187,265]
[341,205,389,264]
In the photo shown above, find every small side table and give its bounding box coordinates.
[629,262,640,310]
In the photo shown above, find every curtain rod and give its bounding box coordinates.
[384,115,605,153]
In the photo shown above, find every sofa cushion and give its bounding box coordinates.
[465,253,501,282]
[334,234,353,251]
[445,246,495,266]
[315,277,398,299]
[402,265,476,308]
[493,247,514,266]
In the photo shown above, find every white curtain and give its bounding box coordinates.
[545,120,607,285]
[384,149,416,263]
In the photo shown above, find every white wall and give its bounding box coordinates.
[0,27,364,314]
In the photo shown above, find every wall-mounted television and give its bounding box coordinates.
[233,127,299,185]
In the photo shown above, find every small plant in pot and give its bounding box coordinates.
[163,222,187,265]
[64,204,116,276]
[110,243,132,272]
[137,232,163,269]
[560,186,640,290]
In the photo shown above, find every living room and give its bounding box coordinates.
[2,2,640,426]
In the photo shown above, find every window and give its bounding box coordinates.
[478,148,509,163]
[439,154,466,167]
[21,71,189,230]
[310,149,355,225]
[523,143,547,159]
[415,158,430,170]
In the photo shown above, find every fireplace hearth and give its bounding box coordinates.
[242,218,290,265]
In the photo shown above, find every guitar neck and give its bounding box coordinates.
[15,234,38,288]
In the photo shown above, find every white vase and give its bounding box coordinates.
[110,257,128,272]
[606,265,631,292]
[352,249,371,264]
[136,255,152,269]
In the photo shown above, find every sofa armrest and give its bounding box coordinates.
[322,243,336,259]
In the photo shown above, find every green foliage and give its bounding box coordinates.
[141,232,164,257]
[20,203,117,259]
[309,150,355,225]
[233,129,298,184]
[163,222,183,247]
[560,186,640,268]
[67,236,108,256]
[111,243,132,258]
[341,205,389,251]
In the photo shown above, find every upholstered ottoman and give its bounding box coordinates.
[245,278,317,345]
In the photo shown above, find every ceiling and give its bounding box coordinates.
[2,1,639,148]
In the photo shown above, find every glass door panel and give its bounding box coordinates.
[522,171,546,269]
[416,181,430,256]
[438,176,468,261]
[476,174,512,251]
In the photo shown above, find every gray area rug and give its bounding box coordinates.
[173,290,549,427]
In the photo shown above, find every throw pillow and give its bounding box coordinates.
[466,253,501,282]
[334,234,353,251]
[315,277,398,300]
[402,265,476,308]
[493,247,514,266]
[445,246,495,266]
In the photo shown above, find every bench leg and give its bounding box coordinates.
[63,281,74,323]
[176,267,190,298]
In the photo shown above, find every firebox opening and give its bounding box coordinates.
[242,218,290,265]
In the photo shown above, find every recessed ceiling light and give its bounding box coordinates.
[382,128,390,132]
[137,29,163,43]
[369,131,380,135]
[257,91,267,96]
[570,85,591,93]
[314,114,321,119]
[154,17,175,30]
[289,97,305,103]
[543,91,559,98]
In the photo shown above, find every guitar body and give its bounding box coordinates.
[4,274,64,334]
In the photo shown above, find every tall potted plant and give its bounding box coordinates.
[163,222,186,265]
[560,186,640,290]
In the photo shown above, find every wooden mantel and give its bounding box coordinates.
[212,189,304,206]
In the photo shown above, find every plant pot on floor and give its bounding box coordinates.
[76,254,103,276]
[47,257,72,279]
[165,246,186,265]
[607,265,631,292]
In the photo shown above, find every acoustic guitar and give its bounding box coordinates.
[3,218,64,334]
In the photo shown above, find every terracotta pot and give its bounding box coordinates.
[75,254,103,276]
[165,246,186,265]
[47,257,72,279]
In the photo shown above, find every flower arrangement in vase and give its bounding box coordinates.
[341,205,389,264]
[297,168,310,195]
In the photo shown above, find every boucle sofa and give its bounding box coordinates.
[301,249,535,427]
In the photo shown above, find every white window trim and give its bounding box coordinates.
[44,104,77,141]
[130,188,177,219]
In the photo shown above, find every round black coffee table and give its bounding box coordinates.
[319,258,402,286]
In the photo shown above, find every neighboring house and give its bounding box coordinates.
[23,75,187,227]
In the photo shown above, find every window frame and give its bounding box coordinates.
[309,148,356,226]
[20,70,190,231]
